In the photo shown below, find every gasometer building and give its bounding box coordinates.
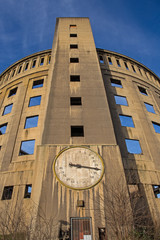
[0,17,160,240]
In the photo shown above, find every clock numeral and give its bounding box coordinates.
[59,167,63,169]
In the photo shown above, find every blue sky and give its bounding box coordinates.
[0,0,160,77]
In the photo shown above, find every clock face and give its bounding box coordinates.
[53,146,104,190]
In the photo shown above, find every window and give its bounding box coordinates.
[0,123,8,135]
[25,116,38,129]
[70,44,78,49]
[70,24,77,28]
[108,57,112,65]
[29,96,41,107]
[119,115,134,127]
[124,62,129,70]
[24,184,32,198]
[3,104,13,115]
[40,57,44,66]
[70,75,80,82]
[70,97,82,105]
[32,79,44,89]
[70,58,79,63]
[48,55,51,64]
[138,86,147,95]
[132,65,136,72]
[144,103,155,114]
[18,65,22,74]
[11,69,15,78]
[70,33,77,37]
[116,59,121,67]
[125,139,142,154]
[32,59,36,68]
[19,140,35,155]
[139,68,142,75]
[25,62,29,70]
[114,95,128,106]
[152,122,160,133]
[8,87,18,97]
[99,56,104,64]
[111,79,122,88]
[153,185,160,198]
[71,126,84,137]
[2,186,13,200]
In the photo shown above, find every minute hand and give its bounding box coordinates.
[69,163,100,171]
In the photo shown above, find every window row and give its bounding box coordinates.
[1,184,32,200]
[3,56,50,82]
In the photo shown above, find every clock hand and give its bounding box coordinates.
[69,163,100,171]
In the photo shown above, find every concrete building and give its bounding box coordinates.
[0,17,160,239]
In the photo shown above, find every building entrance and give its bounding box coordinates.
[71,218,92,240]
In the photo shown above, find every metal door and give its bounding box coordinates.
[71,217,92,240]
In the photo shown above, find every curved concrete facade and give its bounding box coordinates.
[0,18,160,239]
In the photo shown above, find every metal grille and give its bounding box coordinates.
[71,218,92,240]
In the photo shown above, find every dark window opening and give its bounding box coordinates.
[70,44,78,49]
[108,57,112,65]
[152,122,160,133]
[32,59,36,68]
[40,58,44,66]
[24,185,32,198]
[3,104,13,115]
[48,56,51,64]
[139,68,142,75]
[29,96,41,107]
[99,228,106,240]
[70,75,80,82]
[25,62,29,70]
[70,97,82,105]
[116,59,121,67]
[0,123,7,135]
[70,33,77,37]
[71,126,84,137]
[70,58,79,63]
[11,69,15,78]
[153,185,160,198]
[25,116,39,129]
[32,79,44,89]
[132,65,136,72]
[70,24,77,28]
[19,140,35,155]
[99,56,104,64]
[138,86,147,95]
[111,79,122,88]
[8,87,18,97]
[124,62,129,70]
[18,65,22,74]
[2,186,13,200]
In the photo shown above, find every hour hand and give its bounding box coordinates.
[69,162,100,171]
[69,163,81,168]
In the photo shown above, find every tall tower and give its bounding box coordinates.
[0,17,160,240]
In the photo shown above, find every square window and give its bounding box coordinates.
[2,186,13,200]
[3,104,13,115]
[114,95,128,106]
[25,62,29,70]
[108,57,112,65]
[32,59,36,68]
[0,123,8,135]
[153,185,160,198]
[70,33,77,37]
[19,140,35,155]
[25,116,38,129]
[125,139,142,154]
[111,79,122,88]
[119,115,134,127]
[116,59,121,67]
[32,79,44,89]
[152,122,160,133]
[24,184,32,198]
[29,96,41,107]
[71,126,84,137]
[124,62,129,70]
[40,57,44,66]
[70,75,80,82]
[70,58,79,63]
[70,97,82,105]
[70,44,78,49]
[144,103,155,113]
[99,56,104,64]
[8,87,18,97]
[138,86,147,95]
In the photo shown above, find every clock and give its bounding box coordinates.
[53,146,104,190]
